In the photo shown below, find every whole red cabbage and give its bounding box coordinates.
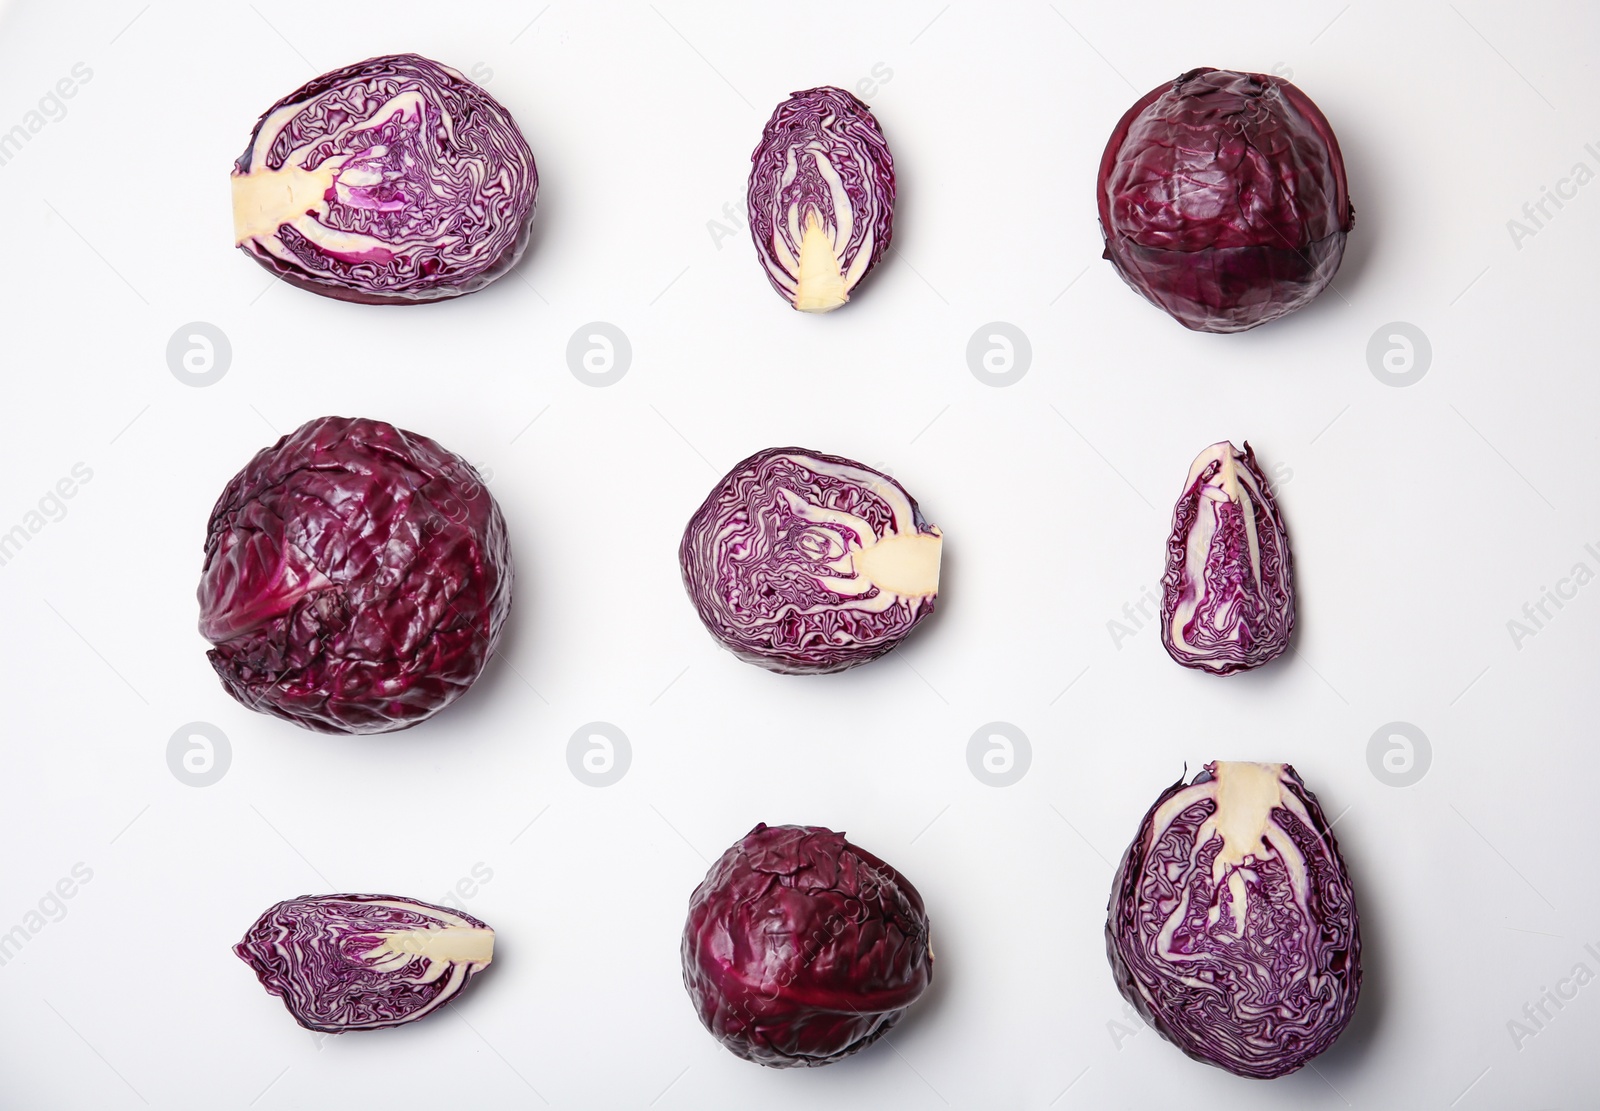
[748,87,895,313]
[1098,68,1354,332]
[1162,441,1293,674]
[679,448,941,674]
[1107,762,1361,1078]
[682,823,933,1067]
[198,416,512,734]
[232,54,537,305]
[236,894,494,1032]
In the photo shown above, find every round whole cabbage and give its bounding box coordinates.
[1161,441,1294,674]
[236,894,494,1032]
[1098,68,1354,332]
[679,447,941,674]
[1107,762,1361,1079]
[198,416,513,734]
[748,87,895,313]
[682,823,933,1067]
[232,54,538,304]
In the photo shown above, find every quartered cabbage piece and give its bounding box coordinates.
[1161,441,1294,674]
[236,894,494,1032]
[232,54,537,304]
[679,448,940,674]
[747,87,895,313]
[1106,763,1361,1078]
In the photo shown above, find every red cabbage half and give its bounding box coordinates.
[748,87,895,313]
[1161,441,1293,674]
[1107,762,1361,1078]
[679,448,941,674]
[232,54,537,305]
[682,823,933,1067]
[198,416,513,734]
[1098,68,1353,332]
[236,894,494,1032]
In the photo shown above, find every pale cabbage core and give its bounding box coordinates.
[778,454,942,604]
[1147,762,1313,965]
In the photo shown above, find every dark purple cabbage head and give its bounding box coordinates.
[236,894,494,1032]
[748,87,895,313]
[679,448,941,674]
[1098,68,1354,332]
[198,416,513,734]
[232,54,537,305]
[1107,762,1361,1079]
[682,823,933,1067]
[1162,441,1293,674]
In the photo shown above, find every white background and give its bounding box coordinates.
[0,1,1596,1107]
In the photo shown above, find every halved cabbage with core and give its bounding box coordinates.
[232,54,537,304]
[1107,762,1361,1078]
[679,448,940,674]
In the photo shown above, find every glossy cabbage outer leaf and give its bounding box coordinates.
[748,87,895,313]
[1106,762,1361,1079]
[682,823,933,1068]
[232,54,537,305]
[679,447,941,675]
[236,894,494,1033]
[1098,68,1354,332]
[198,415,513,734]
[1161,441,1293,674]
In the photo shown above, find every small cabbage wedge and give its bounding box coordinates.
[748,87,895,312]
[1107,763,1361,1079]
[1161,441,1293,674]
